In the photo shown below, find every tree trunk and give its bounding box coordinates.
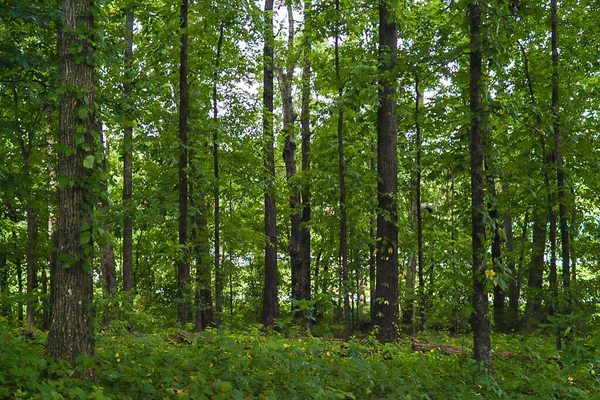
[333,0,351,339]
[191,182,213,331]
[47,0,96,376]
[46,141,58,331]
[16,251,23,322]
[260,0,279,327]
[369,146,376,327]
[0,253,9,318]
[99,126,117,327]
[277,2,303,324]
[16,93,38,329]
[213,22,224,327]
[469,1,493,373]
[374,0,399,343]
[489,179,505,332]
[503,183,520,331]
[122,7,134,295]
[177,0,190,326]
[299,0,313,330]
[415,77,425,333]
[551,0,570,321]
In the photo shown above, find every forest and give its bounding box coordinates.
[1,0,600,398]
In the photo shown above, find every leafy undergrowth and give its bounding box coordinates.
[1,325,598,399]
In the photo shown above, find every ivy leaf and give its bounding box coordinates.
[83,155,94,169]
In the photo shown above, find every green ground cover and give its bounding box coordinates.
[1,324,598,399]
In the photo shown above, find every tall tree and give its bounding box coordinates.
[469,0,492,372]
[177,0,190,325]
[47,0,96,375]
[551,0,570,348]
[213,22,224,327]
[122,6,134,295]
[260,0,279,327]
[277,1,302,323]
[299,0,313,329]
[99,126,117,326]
[333,0,351,339]
[374,0,399,343]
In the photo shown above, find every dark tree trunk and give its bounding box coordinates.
[415,77,425,333]
[191,183,213,331]
[177,0,191,325]
[0,253,9,318]
[333,0,351,339]
[469,1,492,373]
[277,2,303,323]
[99,127,117,327]
[369,146,377,327]
[16,95,38,329]
[489,179,505,332]
[213,22,224,327]
[47,0,96,375]
[552,0,570,316]
[16,252,23,321]
[299,0,313,329]
[46,142,58,331]
[122,7,134,295]
[518,38,553,329]
[26,207,37,328]
[374,0,399,343]
[503,183,520,331]
[260,0,279,327]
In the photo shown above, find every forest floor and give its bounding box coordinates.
[1,324,598,399]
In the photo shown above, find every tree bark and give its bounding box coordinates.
[469,1,493,373]
[374,0,399,343]
[489,179,505,332]
[177,0,191,325]
[333,0,351,339]
[99,126,117,327]
[213,22,224,327]
[299,0,313,329]
[47,0,96,376]
[277,2,303,324]
[122,7,134,295]
[503,183,520,331]
[260,0,279,327]
[552,0,570,316]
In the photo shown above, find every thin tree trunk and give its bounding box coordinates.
[16,250,23,322]
[374,0,399,343]
[46,140,58,330]
[99,126,117,327]
[191,182,213,331]
[333,0,351,339]
[277,1,303,323]
[299,0,313,330]
[517,39,553,329]
[369,146,376,327]
[47,0,96,376]
[415,77,425,333]
[260,0,279,327]
[122,7,134,295]
[503,183,520,331]
[489,179,505,332]
[469,1,492,373]
[213,22,224,327]
[552,0,570,349]
[15,92,37,329]
[177,0,190,325]
[0,253,9,318]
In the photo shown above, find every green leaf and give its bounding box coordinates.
[80,231,91,245]
[83,155,94,169]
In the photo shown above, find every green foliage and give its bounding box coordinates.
[1,325,599,399]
